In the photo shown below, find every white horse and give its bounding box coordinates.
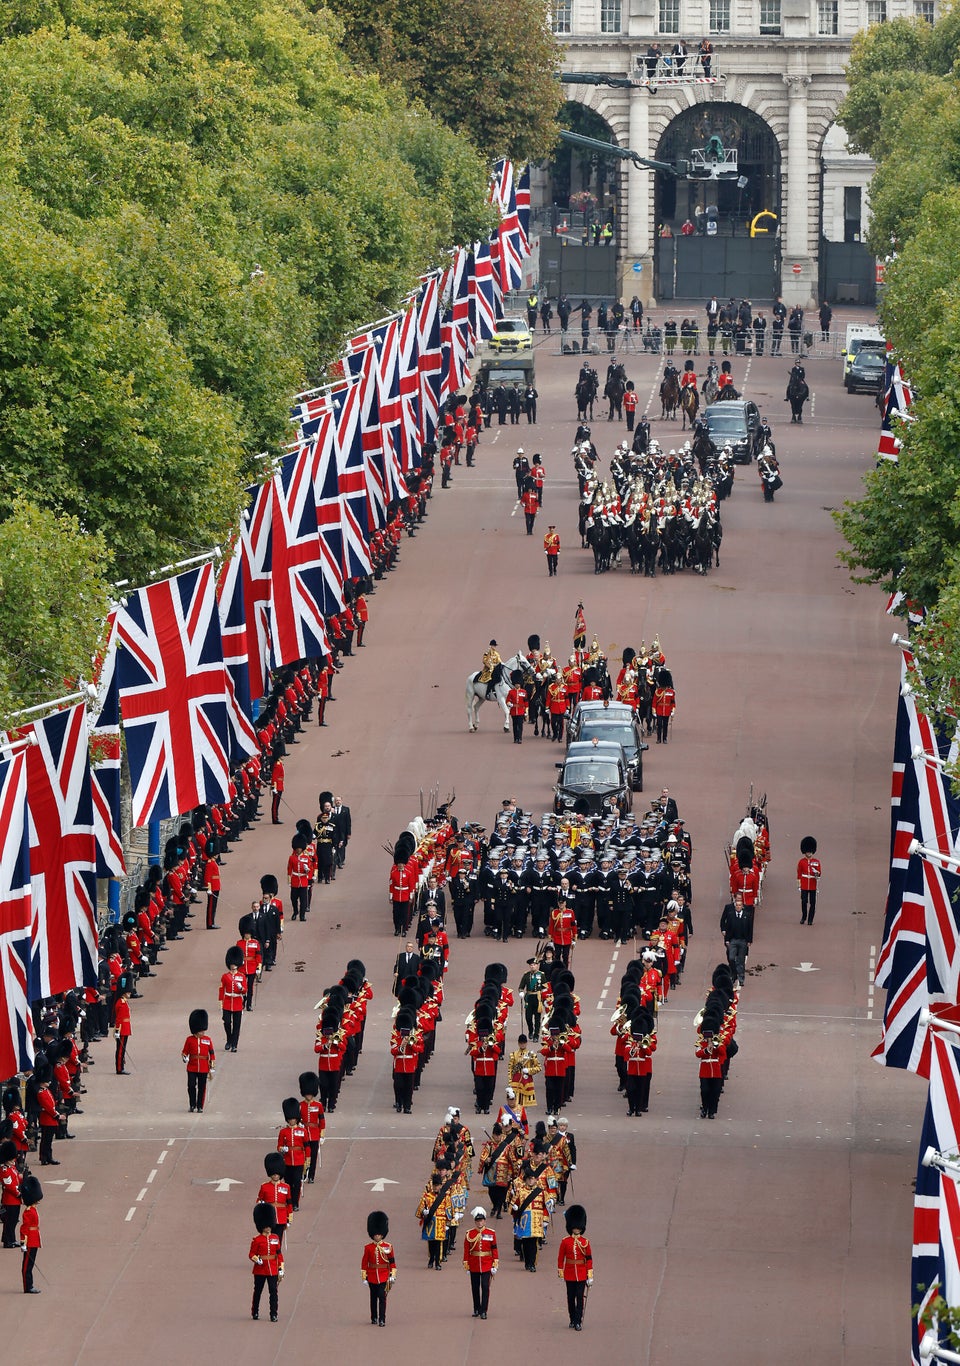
[465,651,534,733]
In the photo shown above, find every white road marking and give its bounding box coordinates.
[125,1207,137,1222]
[146,1169,157,1184]
[867,944,876,1021]
[136,1188,148,1202]
[156,1150,167,1164]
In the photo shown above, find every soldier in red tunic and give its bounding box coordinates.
[19,1173,42,1294]
[114,987,132,1074]
[505,675,528,745]
[544,524,560,576]
[797,835,822,924]
[277,1097,309,1212]
[462,1207,498,1318]
[557,1204,593,1330]
[361,1210,396,1326]
[249,1202,283,1321]
[299,1072,325,1184]
[182,1008,215,1113]
[0,1138,21,1249]
[220,945,246,1051]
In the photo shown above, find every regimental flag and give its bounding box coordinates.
[21,704,98,999]
[87,611,125,877]
[306,406,347,603]
[416,272,443,446]
[397,302,421,471]
[269,446,334,667]
[0,750,33,1076]
[116,564,232,826]
[332,378,372,579]
[912,1032,960,1363]
[877,349,914,465]
[215,538,260,766]
[239,481,273,702]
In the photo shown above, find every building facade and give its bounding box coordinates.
[552,0,936,305]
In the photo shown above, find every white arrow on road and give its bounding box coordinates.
[203,1178,243,1192]
[46,1179,85,1193]
[365,1178,399,1194]
[792,962,820,973]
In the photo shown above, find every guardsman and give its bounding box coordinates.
[270,748,284,824]
[288,835,312,922]
[182,1008,215,1113]
[249,1203,283,1321]
[469,1017,500,1115]
[544,523,560,577]
[237,914,263,1010]
[277,1097,308,1212]
[315,1008,347,1111]
[519,483,539,535]
[546,671,568,740]
[258,1152,293,1246]
[505,672,528,746]
[463,1207,498,1318]
[389,851,416,937]
[220,945,246,1051]
[203,849,220,929]
[797,835,822,925]
[557,1204,593,1330]
[541,1025,569,1113]
[390,1008,421,1114]
[361,1210,396,1326]
[19,1173,42,1294]
[0,1139,21,1248]
[548,897,577,968]
[299,1072,325,1184]
[696,1015,726,1119]
[652,672,676,744]
[114,985,132,1074]
[681,359,698,389]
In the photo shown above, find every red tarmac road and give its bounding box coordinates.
[3,321,920,1365]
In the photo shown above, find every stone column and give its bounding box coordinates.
[783,72,813,306]
[624,83,654,303]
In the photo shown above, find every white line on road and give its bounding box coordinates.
[136,1187,148,1202]
[146,1169,157,1184]
[156,1151,167,1164]
[867,944,876,1021]
[125,1207,137,1222]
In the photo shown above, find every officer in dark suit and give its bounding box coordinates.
[719,893,753,987]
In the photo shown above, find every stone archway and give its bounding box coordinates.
[653,102,782,301]
[547,101,623,235]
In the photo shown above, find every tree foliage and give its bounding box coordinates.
[0,500,112,726]
[836,10,960,725]
[326,0,562,162]
[0,0,497,706]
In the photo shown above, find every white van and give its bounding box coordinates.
[841,323,884,378]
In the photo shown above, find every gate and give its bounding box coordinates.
[538,235,619,302]
[656,236,779,301]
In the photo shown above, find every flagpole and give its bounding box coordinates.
[149,548,222,580]
[6,689,95,721]
[0,734,39,755]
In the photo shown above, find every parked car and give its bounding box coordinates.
[703,399,763,463]
[554,743,632,818]
[844,341,886,394]
[567,705,647,790]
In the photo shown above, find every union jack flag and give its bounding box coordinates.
[304,405,347,605]
[874,649,960,1074]
[440,248,474,402]
[911,1031,960,1363]
[332,378,372,579]
[116,563,232,826]
[877,349,914,465]
[515,164,531,253]
[397,302,421,471]
[472,241,499,342]
[215,538,260,766]
[239,481,274,702]
[21,704,98,999]
[490,159,525,293]
[347,324,409,509]
[88,611,125,877]
[417,272,443,445]
[0,749,33,1077]
[270,446,335,666]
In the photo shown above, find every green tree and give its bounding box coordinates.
[0,500,112,723]
[326,0,562,162]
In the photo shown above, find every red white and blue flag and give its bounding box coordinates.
[911,1030,960,1363]
[239,481,274,702]
[269,446,335,666]
[397,302,421,471]
[304,405,347,605]
[116,563,232,825]
[0,749,33,1076]
[215,538,260,766]
[877,347,914,465]
[490,159,524,293]
[472,241,499,343]
[332,378,373,579]
[416,272,443,446]
[441,248,474,401]
[88,612,126,877]
[22,704,98,999]
[515,164,531,253]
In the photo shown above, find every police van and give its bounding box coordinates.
[841,323,884,379]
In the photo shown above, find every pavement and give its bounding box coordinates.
[7,320,920,1365]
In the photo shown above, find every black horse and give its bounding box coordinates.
[604,364,627,421]
[786,367,809,423]
[576,372,599,421]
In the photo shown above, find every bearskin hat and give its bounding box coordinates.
[122,911,138,932]
[21,1174,43,1206]
[238,914,256,937]
[225,946,244,970]
[292,834,307,852]
[253,1203,277,1232]
[318,790,334,809]
[528,634,541,653]
[367,1210,389,1239]
[299,1072,319,1097]
[712,965,735,990]
[510,669,524,684]
[281,1097,301,1123]
[394,832,416,864]
[259,874,279,897]
[736,835,755,870]
[0,1138,16,1164]
[631,1007,656,1036]
[321,1007,342,1032]
[346,959,366,980]
[188,1009,208,1034]
[395,1008,417,1032]
[485,963,509,985]
[800,835,818,855]
[263,1152,286,1178]
[564,1204,587,1233]
[398,987,421,1009]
